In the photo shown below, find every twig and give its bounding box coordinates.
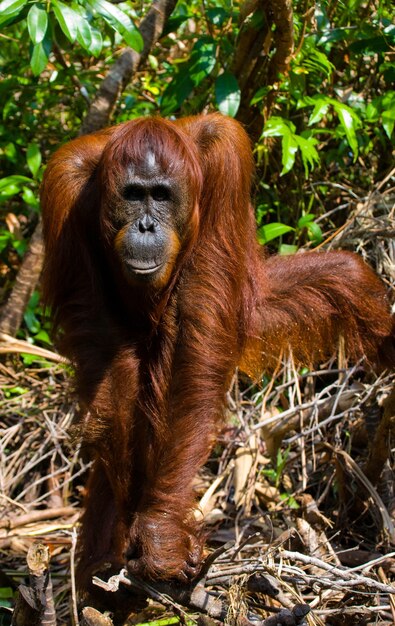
[0,333,65,363]
[0,506,76,530]
[281,550,395,594]
[70,529,80,626]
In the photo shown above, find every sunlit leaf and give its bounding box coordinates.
[381,91,395,138]
[257,222,295,244]
[76,17,92,51]
[26,143,41,177]
[0,175,32,191]
[0,0,26,15]
[22,187,39,208]
[295,135,319,176]
[0,0,27,25]
[215,73,240,117]
[262,116,296,137]
[188,39,216,85]
[88,27,103,57]
[334,103,359,157]
[88,0,143,52]
[308,99,329,125]
[250,86,270,105]
[297,214,315,228]
[30,39,50,76]
[306,221,323,244]
[382,109,395,138]
[27,4,48,44]
[52,0,79,41]
[281,131,298,175]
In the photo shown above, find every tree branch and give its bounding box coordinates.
[80,0,177,135]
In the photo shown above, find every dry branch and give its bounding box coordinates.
[0,220,44,337]
[0,332,65,362]
[0,506,77,530]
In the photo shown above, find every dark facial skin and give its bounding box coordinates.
[111,152,191,287]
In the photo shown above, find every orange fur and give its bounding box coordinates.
[40,114,394,593]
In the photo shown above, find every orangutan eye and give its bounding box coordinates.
[124,184,145,201]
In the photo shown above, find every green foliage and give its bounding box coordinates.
[20,290,52,346]
[262,448,298,507]
[261,117,320,176]
[254,0,394,252]
[257,222,295,245]
[257,214,322,248]
[1,0,143,75]
[161,37,217,115]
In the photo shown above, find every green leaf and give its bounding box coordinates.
[30,40,49,76]
[88,27,103,56]
[297,214,315,228]
[261,116,296,137]
[206,7,228,26]
[298,214,323,244]
[250,86,270,105]
[24,308,41,334]
[88,0,143,52]
[257,222,294,244]
[381,91,395,138]
[301,46,334,78]
[306,221,323,244]
[281,131,298,175]
[0,0,27,25]
[161,39,216,114]
[26,143,41,177]
[0,186,19,202]
[76,17,93,52]
[334,102,359,156]
[188,39,216,85]
[162,12,192,37]
[4,386,28,398]
[27,4,48,44]
[0,0,26,15]
[0,587,13,599]
[0,175,32,191]
[262,117,318,176]
[308,99,329,125]
[279,244,298,255]
[34,329,51,344]
[215,73,240,117]
[22,186,39,208]
[295,135,319,176]
[382,108,395,139]
[52,0,79,42]
[0,231,13,252]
